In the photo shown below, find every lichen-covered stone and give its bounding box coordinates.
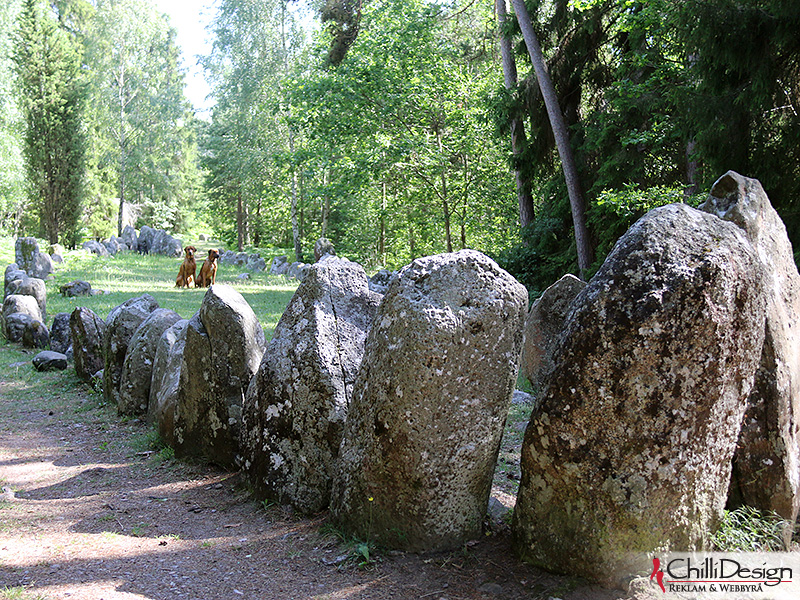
[701,171,800,526]
[332,249,528,551]
[174,285,265,467]
[70,307,106,381]
[32,351,68,372]
[22,319,49,349]
[4,264,26,296]
[50,312,72,355]
[3,294,43,325]
[6,276,46,321]
[4,313,33,343]
[15,237,53,279]
[240,256,381,514]
[149,319,189,447]
[520,274,585,392]
[511,203,767,586]
[118,308,182,417]
[103,294,160,405]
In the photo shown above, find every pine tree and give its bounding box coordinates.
[15,0,87,246]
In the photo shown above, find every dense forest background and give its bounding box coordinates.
[1,0,798,294]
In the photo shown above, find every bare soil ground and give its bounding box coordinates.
[0,345,654,600]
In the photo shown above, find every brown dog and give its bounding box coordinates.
[196,248,220,287]
[175,246,197,288]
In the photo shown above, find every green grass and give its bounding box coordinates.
[711,505,791,551]
[3,236,299,341]
[0,587,47,600]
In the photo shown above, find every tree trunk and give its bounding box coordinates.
[510,0,593,278]
[685,139,698,199]
[237,188,244,251]
[380,180,387,266]
[437,128,453,253]
[496,0,535,229]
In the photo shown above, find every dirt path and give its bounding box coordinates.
[0,348,644,600]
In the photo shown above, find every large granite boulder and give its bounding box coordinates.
[151,230,182,257]
[70,307,106,381]
[137,226,156,254]
[173,285,265,467]
[3,294,43,324]
[314,237,335,261]
[519,274,585,392]
[50,312,72,355]
[4,313,33,343]
[4,264,26,295]
[701,171,800,527]
[332,250,528,551]
[240,256,382,514]
[149,319,189,447]
[269,255,289,275]
[121,225,137,250]
[103,237,122,255]
[368,269,395,294]
[22,319,49,349]
[83,240,109,257]
[6,276,46,321]
[117,308,182,417]
[103,294,160,405]
[15,237,53,279]
[32,351,68,372]
[511,203,768,586]
[60,280,93,297]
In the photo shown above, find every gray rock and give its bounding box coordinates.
[70,307,106,382]
[332,250,528,551]
[270,255,289,275]
[121,225,137,250]
[32,351,68,372]
[60,280,93,297]
[511,390,536,406]
[511,203,768,586]
[22,319,49,349]
[151,230,182,257]
[137,226,156,254]
[48,243,65,256]
[117,308,183,417]
[174,285,265,467]
[103,237,122,255]
[236,273,250,280]
[15,238,52,279]
[149,319,189,447]
[701,172,800,526]
[198,233,207,241]
[4,313,33,343]
[50,253,63,264]
[4,264,26,295]
[50,312,72,355]
[240,256,382,514]
[314,237,335,262]
[520,274,585,392]
[83,240,110,257]
[246,255,266,272]
[287,262,305,279]
[6,276,46,321]
[3,294,43,324]
[368,269,395,294]
[103,294,160,405]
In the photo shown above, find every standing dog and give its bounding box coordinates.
[175,246,197,288]
[196,248,220,287]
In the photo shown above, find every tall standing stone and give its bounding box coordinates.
[149,319,189,447]
[701,171,800,526]
[49,312,72,355]
[70,307,106,381]
[173,285,265,467]
[512,203,767,586]
[6,276,46,321]
[240,256,382,514]
[332,250,528,551]
[103,295,160,405]
[118,308,182,416]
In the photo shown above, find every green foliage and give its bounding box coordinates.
[15,0,88,246]
[711,506,790,552]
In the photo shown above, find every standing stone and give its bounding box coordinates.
[314,237,335,261]
[4,313,33,343]
[137,226,156,254]
[151,230,182,257]
[22,319,49,349]
[270,255,289,275]
[83,240,109,257]
[59,280,93,297]
[149,319,189,447]
[519,274,585,392]
[173,285,265,467]
[50,312,72,355]
[4,264,26,295]
[103,294,160,405]
[332,250,528,551]
[122,225,137,250]
[32,351,68,372]
[14,238,52,278]
[117,308,182,417]
[3,294,43,324]
[240,256,382,514]
[701,171,800,526]
[511,204,767,586]
[70,307,106,381]
[6,276,46,321]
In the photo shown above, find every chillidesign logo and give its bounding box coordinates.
[650,557,666,593]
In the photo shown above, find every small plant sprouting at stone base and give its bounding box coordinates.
[711,505,792,552]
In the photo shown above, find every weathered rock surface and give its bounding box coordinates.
[15,237,53,279]
[149,319,189,447]
[3,294,43,324]
[151,230,182,257]
[103,294,160,405]
[50,312,72,355]
[313,237,335,261]
[122,225,137,250]
[511,203,768,586]
[240,256,382,514]
[117,308,182,417]
[4,264,26,295]
[60,280,93,297]
[70,307,106,381]
[137,226,156,254]
[83,240,109,257]
[270,255,289,275]
[519,274,585,391]
[4,313,33,343]
[368,269,395,294]
[22,319,49,349]
[700,171,800,526]
[32,351,68,372]
[6,276,46,321]
[332,249,528,551]
[173,285,265,467]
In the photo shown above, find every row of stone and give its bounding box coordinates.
[83,225,182,258]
